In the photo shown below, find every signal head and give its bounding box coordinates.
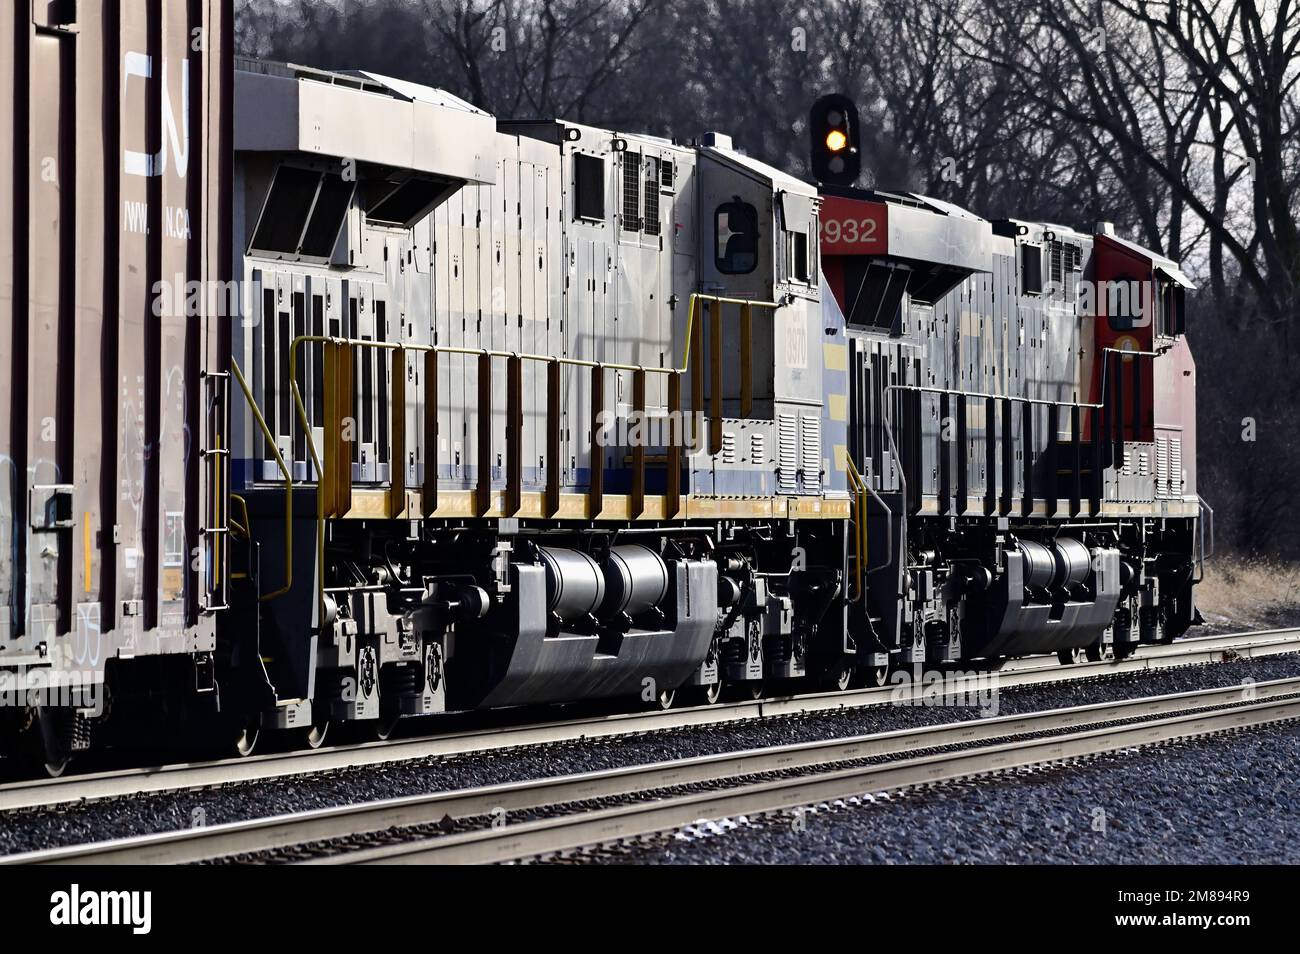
[810,94,861,186]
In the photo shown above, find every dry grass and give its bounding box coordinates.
[1195,555,1300,633]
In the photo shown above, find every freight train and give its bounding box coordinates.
[0,8,1206,774]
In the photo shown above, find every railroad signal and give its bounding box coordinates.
[810,94,860,186]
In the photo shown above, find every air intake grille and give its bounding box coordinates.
[801,416,821,494]
[778,414,798,494]
[642,157,660,236]
[621,153,641,231]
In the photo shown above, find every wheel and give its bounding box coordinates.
[302,721,330,750]
[38,751,70,778]
[726,681,764,702]
[18,720,71,777]
[233,721,260,757]
[866,663,891,688]
[690,682,723,706]
[821,665,854,692]
[650,688,676,711]
[1114,642,1139,661]
[1084,642,1114,663]
[24,709,74,778]
[374,712,402,741]
[1056,647,1086,665]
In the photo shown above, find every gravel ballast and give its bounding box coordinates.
[2,653,1299,856]
[600,719,1300,865]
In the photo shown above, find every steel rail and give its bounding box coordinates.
[7,675,1299,865]
[352,695,1300,866]
[1,627,1296,814]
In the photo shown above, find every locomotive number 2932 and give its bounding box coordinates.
[820,216,877,245]
[816,196,888,255]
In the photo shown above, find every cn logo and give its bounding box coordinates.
[124,52,189,178]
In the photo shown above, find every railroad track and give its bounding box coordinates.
[7,673,1300,865]
[1,626,1296,814]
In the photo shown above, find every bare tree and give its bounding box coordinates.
[958,0,1300,336]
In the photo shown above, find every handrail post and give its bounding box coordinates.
[984,396,996,516]
[1091,403,1102,511]
[545,360,561,517]
[691,297,704,430]
[1070,403,1082,516]
[631,368,646,518]
[709,299,723,455]
[740,302,753,419]
[505,354,523,517]
[956,393,968,514]
[666,372,682,518]
[1000,397,1012,515]
[389,347,406,518]
[1113,351,1126,471]
[589,364,604,517]
[1046,401,1059,516]
[322,341,338,518]
[938,391,951,514]
[337,343,353,517]
[1022,400,1033,516]
[423,349,438,516]
[476,353,493,517]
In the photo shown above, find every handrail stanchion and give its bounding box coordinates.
[321,342,338,518]
[506,354,523,517]
[740,302,753,419]
[709,299,723,456]
[423,349,438,516]
[545,360,561,517]
[337,343,353,517]
[666,372,682,518]
[589,365,604,517]
[389,347,406,518]
[476,353,493,517]
[1070,403,1082,516]
[690,297,704,429]
[631,368,646,518]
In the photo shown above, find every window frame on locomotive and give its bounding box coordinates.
[714,198,760,274]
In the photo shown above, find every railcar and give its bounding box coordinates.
[0,27,1206,772]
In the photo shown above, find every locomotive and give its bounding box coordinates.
[0,7,1205,773]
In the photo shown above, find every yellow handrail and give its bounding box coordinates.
[679,292,781,372]
[265,291,785,613]
[230,360,294,601]
[231,493,252,537]
[282,292,779,388]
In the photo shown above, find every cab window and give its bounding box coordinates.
[716,201,758,274]
[1155,274,1186,336]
